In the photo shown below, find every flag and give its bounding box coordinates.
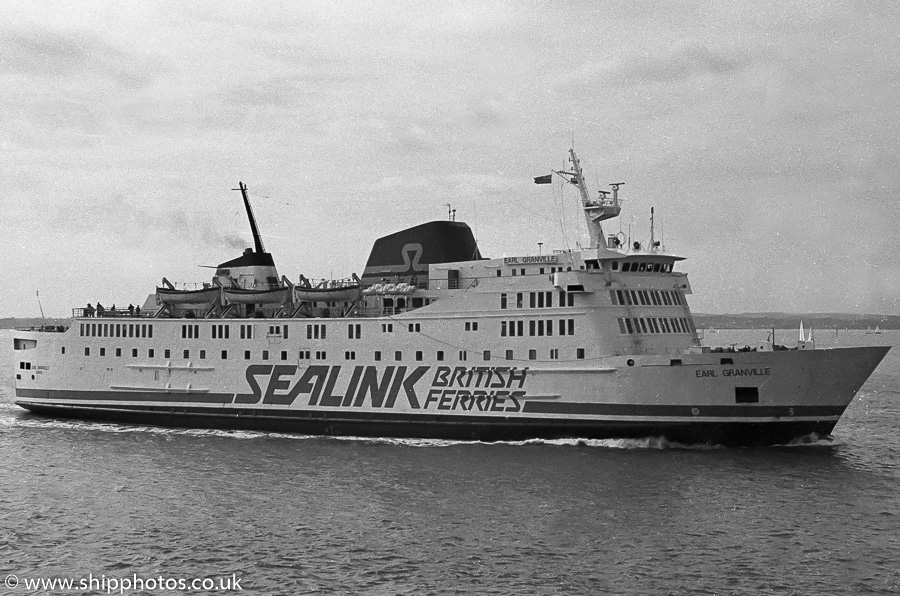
[533,174,552,184]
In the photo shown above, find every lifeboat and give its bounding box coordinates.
[156,279,221,305]
[293,275,362,303]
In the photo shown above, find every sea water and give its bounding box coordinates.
[2,329,898,595]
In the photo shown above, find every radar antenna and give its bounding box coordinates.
[553,149,622,247]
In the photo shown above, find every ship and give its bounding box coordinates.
[12,151,891,446]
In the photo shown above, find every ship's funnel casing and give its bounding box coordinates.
[361,221,483,286]
[215,248,280,289]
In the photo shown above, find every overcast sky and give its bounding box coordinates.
[2,0,898,317]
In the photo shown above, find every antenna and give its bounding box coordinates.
[233,182,265,254]
[36,291,46,329]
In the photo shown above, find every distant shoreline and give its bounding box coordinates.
[2,313,897,330]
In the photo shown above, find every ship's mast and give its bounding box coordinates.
[558,149,622,247]
[234,181,266,254]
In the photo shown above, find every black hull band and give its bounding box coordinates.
[17,403,839,447]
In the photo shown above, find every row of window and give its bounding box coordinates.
[610,289,684,307]
[614,261,674,273]
[496,266,568,277]
[617,317,696,335]
[501,318,576,337]
[77,346,587,362]
[500,291,576,310]
[80,322,153,338]
[495,261,675,275]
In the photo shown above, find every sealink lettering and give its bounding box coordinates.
[241,364,530,410]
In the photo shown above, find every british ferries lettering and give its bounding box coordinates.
[235,365,529,412]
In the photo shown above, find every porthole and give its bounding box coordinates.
[626,359,635,367]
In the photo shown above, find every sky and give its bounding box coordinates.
[2,0,899,317]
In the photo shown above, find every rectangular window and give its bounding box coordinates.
[200,350,206,359]
[550,348,559,359]
[183,349,189,359]
[576,348,585,359]
[618,318,627,334]
[375,351,382,361]
[483,350,491,361]
[244,350,251,360]
[415,351,423,361]
[437,351,444,361]
[505,349,513,361]
[164,349,170,358]
[500,293,508,309]
[149,348,155,358]
[459,351,467,361]
[516,293,524,308]
[262,350,269,360]
[221,350,228,359]
[132,348,138,358]
[625,318,634,334]
[735,387,759,404]
[529,320,536,336]
[639,319,648,334]
[100,347,106,356]
[84,347,90,356]
[501,321,507,337]
[395,351,402,361]
[568,319,575,335]
[528,349,537,360]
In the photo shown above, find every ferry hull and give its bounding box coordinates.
[15,401,842,446]
[15,344,888,446]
